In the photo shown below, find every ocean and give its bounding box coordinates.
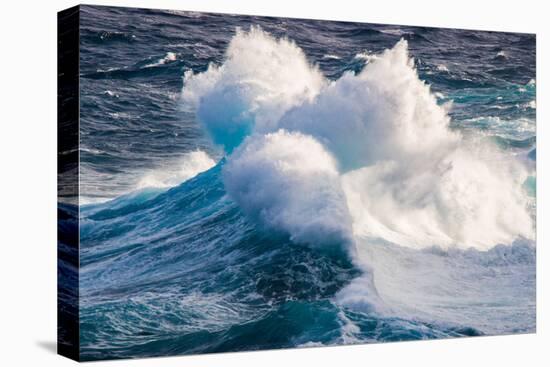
[59,5,536,360]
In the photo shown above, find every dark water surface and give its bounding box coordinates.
[67,5,536,361]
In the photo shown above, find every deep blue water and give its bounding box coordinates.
[68,5,536,361]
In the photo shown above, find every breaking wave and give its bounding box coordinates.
[75,19,536,359]
[182,27,534,252]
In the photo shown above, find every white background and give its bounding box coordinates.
[0,0,548,365]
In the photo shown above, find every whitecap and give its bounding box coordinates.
[322,54,341,60]
[182,28,534,253]
[144,52,177,68]
[137,150,216,189]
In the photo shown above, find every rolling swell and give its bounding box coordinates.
[79,162,499,360]
[80,164,361,359]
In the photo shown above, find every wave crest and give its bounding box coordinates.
[279,39,459,171]
[223,130,354,256]
[182,26,324,152]
[137,150,216,189]
[182,27,534,252]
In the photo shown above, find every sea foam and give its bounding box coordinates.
[223,130,355,255]
[182,27,534,253]
[182,26,324,152]
[137,150,216,189]
[145,51,177,68]
[279,39,459,172]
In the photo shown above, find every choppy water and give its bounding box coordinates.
[62,5,536,361]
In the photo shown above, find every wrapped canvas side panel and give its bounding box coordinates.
[57,5,80,362]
